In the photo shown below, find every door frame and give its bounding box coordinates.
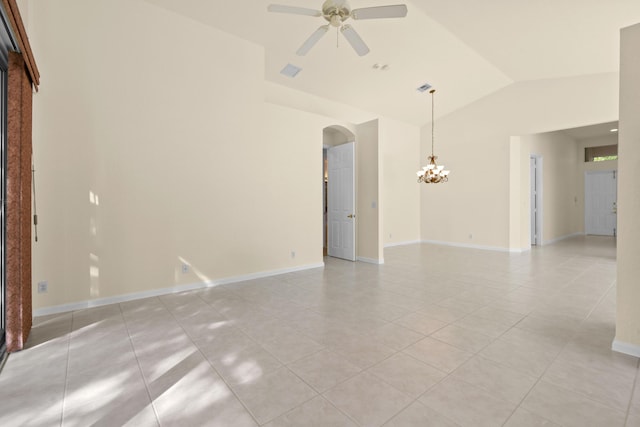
[530,155,543,246]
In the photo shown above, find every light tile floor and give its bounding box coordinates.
[1,236,638,426]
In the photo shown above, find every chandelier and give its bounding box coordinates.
[417,89,450,184]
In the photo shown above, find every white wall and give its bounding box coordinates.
[420,73,619,251]
[615,23,640,355]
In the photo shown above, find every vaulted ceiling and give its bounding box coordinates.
[145,0,640,126]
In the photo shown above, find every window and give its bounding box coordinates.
[585,145,618,162]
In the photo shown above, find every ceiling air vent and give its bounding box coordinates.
[280,63,302,78]
[416,82,432,93]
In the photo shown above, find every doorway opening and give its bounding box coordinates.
[530,155,542,246]
[323,126,356,261]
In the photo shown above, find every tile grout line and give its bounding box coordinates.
[59,312,74,426]
[623,357,640,426]
[204,288,362,426]
[185,290,264,426]
[118,301,163,427]
[198,282,412,426]
[248,277,373,416]
[413,302,522,426]
[500,278,625,425]
[408,259,618,426]
[285,367,360,426]
[282,278,502,425]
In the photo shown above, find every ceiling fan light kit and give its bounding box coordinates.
[268,0,408,56]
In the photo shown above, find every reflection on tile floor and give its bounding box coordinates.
[1,236,638,426]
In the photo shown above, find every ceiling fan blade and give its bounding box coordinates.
[351,4,408,20]
[267,4,322,17]
[340,25,370,56]
[296,25,330,56]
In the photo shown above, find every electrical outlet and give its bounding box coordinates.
[291,251,296,259]
[469,233,473,239]
[37,281,48,293]
[181,263,189,274]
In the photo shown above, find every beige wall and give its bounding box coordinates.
[27,0,326,309]
[509,137,524,249]
[380,118,421,247]
[29,0,292,308]
[356,120,381,262]
[27,0,421,310]
[421,73,618,250]
[519,131,581,247]
[615,23,640,354]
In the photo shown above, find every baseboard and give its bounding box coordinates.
[33,262,325,317]
[543,232,585,246]
[418,232,584,254]
[390,236,586,252]
[509,247,531,254]
[421,239,513,253]
[384,240,421,248]
[357,257,384,265]
[612,340,640,358]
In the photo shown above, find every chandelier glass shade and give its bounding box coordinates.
[417,89,449,184]
[417,155,449,183]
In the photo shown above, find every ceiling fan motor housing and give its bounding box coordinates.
[322,0,351,26]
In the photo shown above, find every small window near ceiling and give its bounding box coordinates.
[585,145,618,162]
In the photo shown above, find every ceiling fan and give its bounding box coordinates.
[267,0,408,56]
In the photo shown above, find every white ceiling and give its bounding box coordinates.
[145,0,640,127]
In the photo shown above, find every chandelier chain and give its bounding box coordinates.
[431,89,435,157]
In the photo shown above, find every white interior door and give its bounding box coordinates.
[585,170,617,236]
[328,142,356,261]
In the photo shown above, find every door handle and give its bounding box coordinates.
[347,214,355,219]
